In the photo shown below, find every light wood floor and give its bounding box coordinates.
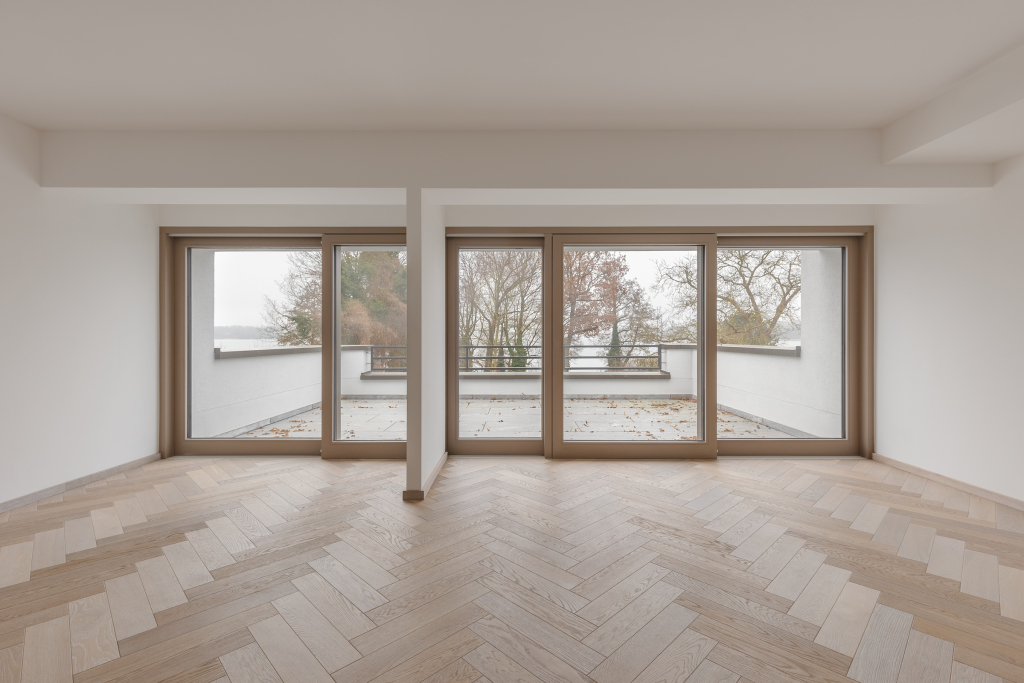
[1,456,1023,683]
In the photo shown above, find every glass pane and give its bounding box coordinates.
[334,246,408,441]
[188,248,322,439]
[562,245,702,442]
[458,248,543,439]
[715,248,844,439]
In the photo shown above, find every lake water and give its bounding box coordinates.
[214,338,281,351]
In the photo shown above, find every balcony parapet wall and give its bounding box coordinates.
[193,339,832,439]
[214,345,321,359]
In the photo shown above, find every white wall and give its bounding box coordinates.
[338,346,406,398]
[158,204,404,229]
[0,114,159,505]
[875,155,1024,502]
[446,204,873,228]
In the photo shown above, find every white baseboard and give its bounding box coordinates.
[0,452,162,513]
[403,451,448,501]
[872,452,1024,514]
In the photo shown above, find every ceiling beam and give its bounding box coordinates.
[40,130,990,206]
[883,43,1024,164]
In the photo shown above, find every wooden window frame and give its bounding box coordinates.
[552,233,718,459]
[321,234,407,460]
[445,237,548,455]
[159,224,872,460]
[170,236,323,456]
[444,225,873,459]
[715,235,870,457]
[159,226,405,458]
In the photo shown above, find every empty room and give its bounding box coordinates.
[2,2,1024,682]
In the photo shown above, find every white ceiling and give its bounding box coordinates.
[2,0,1023,132]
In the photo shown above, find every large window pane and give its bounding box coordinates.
[458,248,543,439]
[715,247,844,439]
[188,248,322,439]
[335,246,408,441]
[562,245,703,442]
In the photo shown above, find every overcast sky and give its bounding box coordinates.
[213,250,300,327]
[620,248,692,313]
[211,247,699,328]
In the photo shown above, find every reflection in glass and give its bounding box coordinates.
[188,249,322,439]
[457,248,543,439]
[334,247,408,441]
[711,248,844,439]
[562,246,703,442]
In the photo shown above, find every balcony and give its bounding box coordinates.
[192,343,840,441]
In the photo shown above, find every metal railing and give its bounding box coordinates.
[459,344,542,372]
[369,345,408,372]
[367,344,664,373]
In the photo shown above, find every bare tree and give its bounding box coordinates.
[458,250,542,371]
[502,251,543,369]
[656,248,801,345]
[457,251,482,355]
[262,251,323,346]
[460,249,661,372]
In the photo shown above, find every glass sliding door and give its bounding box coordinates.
[446,238,546,455]
[553,234,716,458]
[438,231,863,459]
[715,237,861,456]
[322,235,407,458]
[178,237,323,455]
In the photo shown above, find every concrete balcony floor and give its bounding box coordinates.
[237,397,793,440]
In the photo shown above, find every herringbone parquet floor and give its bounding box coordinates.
[1,456,1024,683]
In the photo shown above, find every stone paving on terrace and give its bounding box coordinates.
[238,397,792,440]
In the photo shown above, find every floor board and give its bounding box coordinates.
[22,615,72,683]
[68,592,120,674]
[105,572,158,640]
[136,555,189,612]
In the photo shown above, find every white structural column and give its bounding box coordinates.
[405,189,447,496]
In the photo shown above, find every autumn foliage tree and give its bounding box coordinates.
[263,250,407,358]
[562,250,610,347]
[562,250,663,368]
[335,250,407,351]
[593,254,660,367]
